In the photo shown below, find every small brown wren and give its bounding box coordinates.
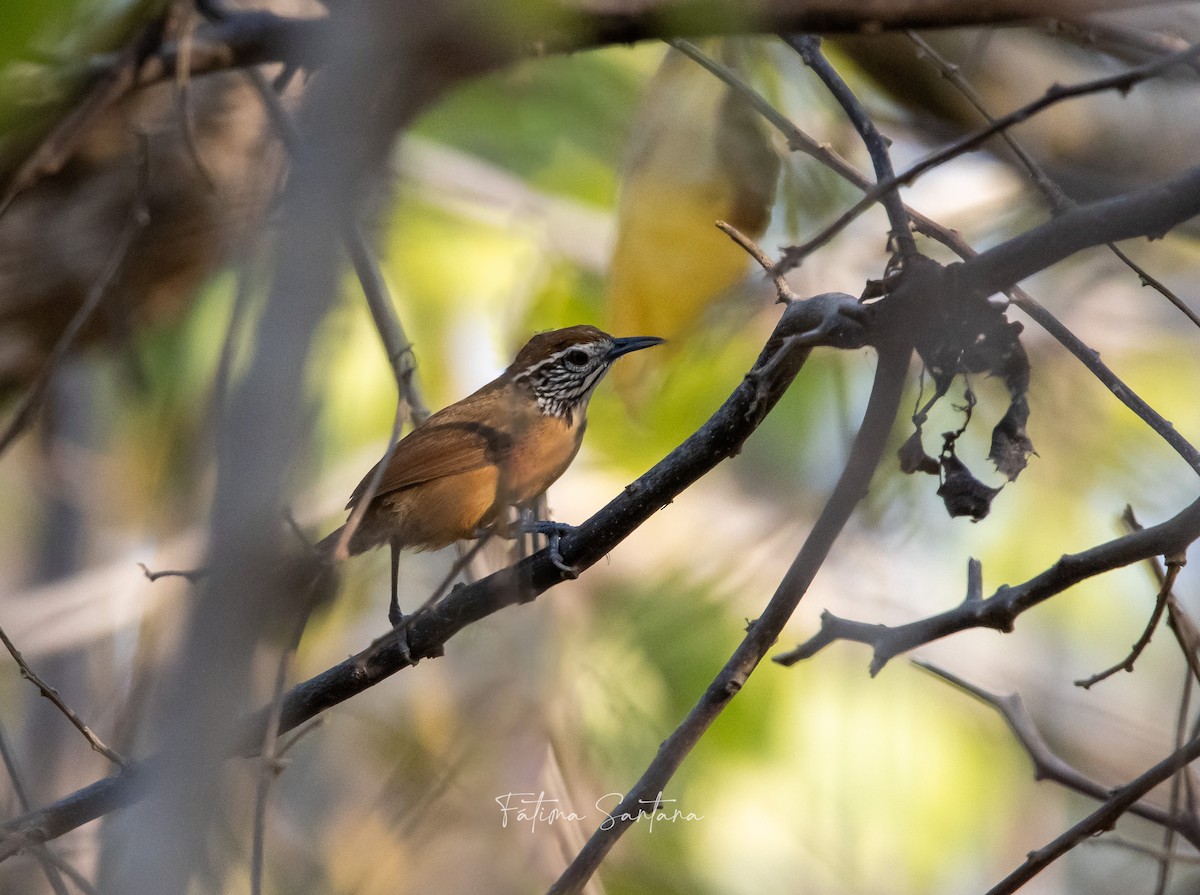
[320,324,663,627]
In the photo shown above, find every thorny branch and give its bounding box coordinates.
[1074,558,1183,689]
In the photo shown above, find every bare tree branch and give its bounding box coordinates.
[777,494,1200,670]
[1074,559,1182,689]
[905,30,1200,330]
[546,258,929,895]
[677,36,1200,477]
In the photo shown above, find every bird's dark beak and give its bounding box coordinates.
[607,335,665,360]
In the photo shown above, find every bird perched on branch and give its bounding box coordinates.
[319,324,663,629]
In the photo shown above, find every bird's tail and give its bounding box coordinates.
[314,525,347,561]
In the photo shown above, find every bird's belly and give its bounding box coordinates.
[377,466,503,551]
[500,418,582,506]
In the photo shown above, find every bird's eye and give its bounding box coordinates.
[565,349,589,367]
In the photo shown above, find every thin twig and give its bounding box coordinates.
[1155,664,1193,895]
[1004,289,1200,476]
[171,2,217,192]
[715,220,798,302]
[777,493,1200,671]
[1092,835,1200,866]
[414,535,493,615]
[330,401,406,563]
[137,562,207,584]
[783,34,917,260]
[0,722,71,895]
[250,606,312,895]
[0,626,126,767]
[778,40,1200,271]
[1074,561,1180,688]
[0,18,167,214]
[275,716,325,758]
[1123,506,1200,686]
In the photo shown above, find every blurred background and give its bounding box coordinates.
[0,2,1199,893]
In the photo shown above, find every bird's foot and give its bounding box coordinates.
[523,520,579,578]
[388,606,414,665]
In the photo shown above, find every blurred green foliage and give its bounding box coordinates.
[0,0,165,166]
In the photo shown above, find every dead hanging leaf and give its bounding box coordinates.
[607,43,780,392]
[909,260,1036,485]
[990,394,1034,481]
[898,429,939,475]
[937,451,1001,521]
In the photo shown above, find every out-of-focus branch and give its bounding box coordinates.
[239,66,429,558]
[983,731,1200,895]
[916,661,1200,845]
[0,138,150,458]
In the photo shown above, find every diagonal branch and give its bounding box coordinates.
[916,661,1200,846]
[784,33,917,259]
[0,626,125,767]
[904,30,1200,331]
[984,731,1200,895]
[957,161,1200,301]
[674,36,1200,477]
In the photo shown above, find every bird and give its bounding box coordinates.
[318,324,664,630]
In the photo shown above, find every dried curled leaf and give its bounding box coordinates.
[990,395,1034,481]
[937,452,1000,521]
[898,429,939,475]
